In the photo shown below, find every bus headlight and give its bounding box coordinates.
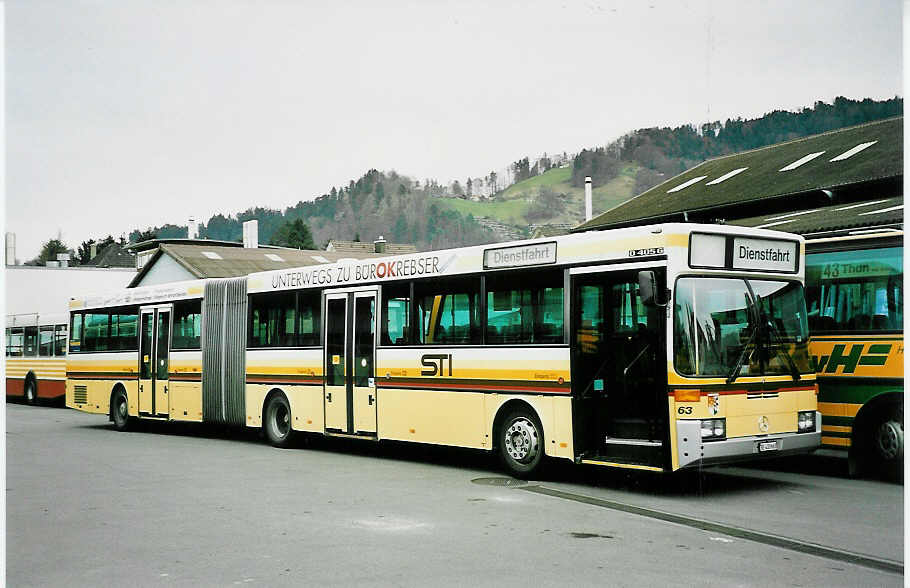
[701,418,726,441]
[798,411,816,432]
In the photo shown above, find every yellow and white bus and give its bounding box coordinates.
[66,223,820,477]
[805,230,903,478]
[6,312,69,404]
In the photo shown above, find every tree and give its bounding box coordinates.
[451,180,463,197]
[270,218,316,249]
[32,238,70,265]
[76,239,96,264]
[130,229,157,243]
[466,178,473,197]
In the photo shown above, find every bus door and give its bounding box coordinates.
[323,289,378,435]
[570,266,667,466]
[138,305,172,418]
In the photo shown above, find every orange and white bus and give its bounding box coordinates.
[6,312,69,404]
[66,224,820,477]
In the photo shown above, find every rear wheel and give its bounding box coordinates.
[498,408,544,479]
[264,394,293,448]
[111,389,130,431]
[24,379,37,406]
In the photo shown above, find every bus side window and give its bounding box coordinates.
[69,314,83,352]
[23,326,38,357]
[381,282,411,346]
[54,324,67,356]
[39,326,54,357]
[414,277,480,345]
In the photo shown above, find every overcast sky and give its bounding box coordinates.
[6,0,903,261]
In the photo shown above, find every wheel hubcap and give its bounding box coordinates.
[504,418,539,463]
[273,405,289,437]
[875,419,903,461]
[117,398,127,420]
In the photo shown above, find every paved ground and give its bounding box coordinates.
[6,404,904,587]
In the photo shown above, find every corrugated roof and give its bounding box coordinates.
[128,244,385,287]
[326,240,417,255]
[726,195,903,237]
[576,117,903,231]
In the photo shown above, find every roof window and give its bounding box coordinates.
[779,151,825,171]
[706,167,748,186]
[830,141,877,162]
[667,175,707,193]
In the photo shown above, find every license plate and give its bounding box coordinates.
[758,440,780,452]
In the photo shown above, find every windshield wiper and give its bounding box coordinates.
[726,291,760,385]
[763,313,801,381]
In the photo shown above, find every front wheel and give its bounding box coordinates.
[498,409,545,479]
[111,389,131,431]
[264,394,293,448]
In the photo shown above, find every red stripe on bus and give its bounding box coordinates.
[379,380,570,394]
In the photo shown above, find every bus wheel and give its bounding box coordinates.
[498,409,544,479]
[871,405,903,480]
[264,394,293,448]
[24,379,37,406]
[111,389,131,431]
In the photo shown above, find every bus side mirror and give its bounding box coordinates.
[638,270,664,307]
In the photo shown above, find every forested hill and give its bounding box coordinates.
[124,96,901,255]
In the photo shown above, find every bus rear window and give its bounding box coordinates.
[806,246,903,333]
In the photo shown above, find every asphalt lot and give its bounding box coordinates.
[6,404,904,587]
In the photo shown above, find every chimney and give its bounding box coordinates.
[242,220,259,248]
[90,243,98,260]
[5,232,15,266]
[374,235,387,254]
[584,176,593,222]
[57,253,70,268]
[188,217,198,240]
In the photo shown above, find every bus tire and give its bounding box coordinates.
[111,388,131,431]
[24,377,37,406]
[870,404,903,481]
[264,393,293,448]
[498,408,544,479]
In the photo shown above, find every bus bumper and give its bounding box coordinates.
[676,412,822,470]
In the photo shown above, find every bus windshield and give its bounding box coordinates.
[674,278,810,378]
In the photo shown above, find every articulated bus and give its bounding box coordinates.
[6,312,69,404]
[805,230,903,478]
[66,224,820,477]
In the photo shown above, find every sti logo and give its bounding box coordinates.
[813,344,892,374]
[421,354,453,377]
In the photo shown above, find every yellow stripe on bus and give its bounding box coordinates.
[822,437,851,447]
[817,402,862,418]
[580,460,664,472]
[822,425,852,433]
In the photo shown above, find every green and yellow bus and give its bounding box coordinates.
[66,223,820,477]
[805,230,903,478]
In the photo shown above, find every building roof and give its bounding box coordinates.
[83,242,136,268]
[726,195,903,238]
[326,240,417,255]
[128,244,384,287]
[127,238,253,253]
[576,117,903,231]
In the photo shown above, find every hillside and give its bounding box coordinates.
[120,95,902,256]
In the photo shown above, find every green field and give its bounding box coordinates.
[433,163,643,229]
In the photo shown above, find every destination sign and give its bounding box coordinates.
[483,242,557,269]
[732,237,798,272]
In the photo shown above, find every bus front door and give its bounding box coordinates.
[324,290,377,435]
[138,305,171,419]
